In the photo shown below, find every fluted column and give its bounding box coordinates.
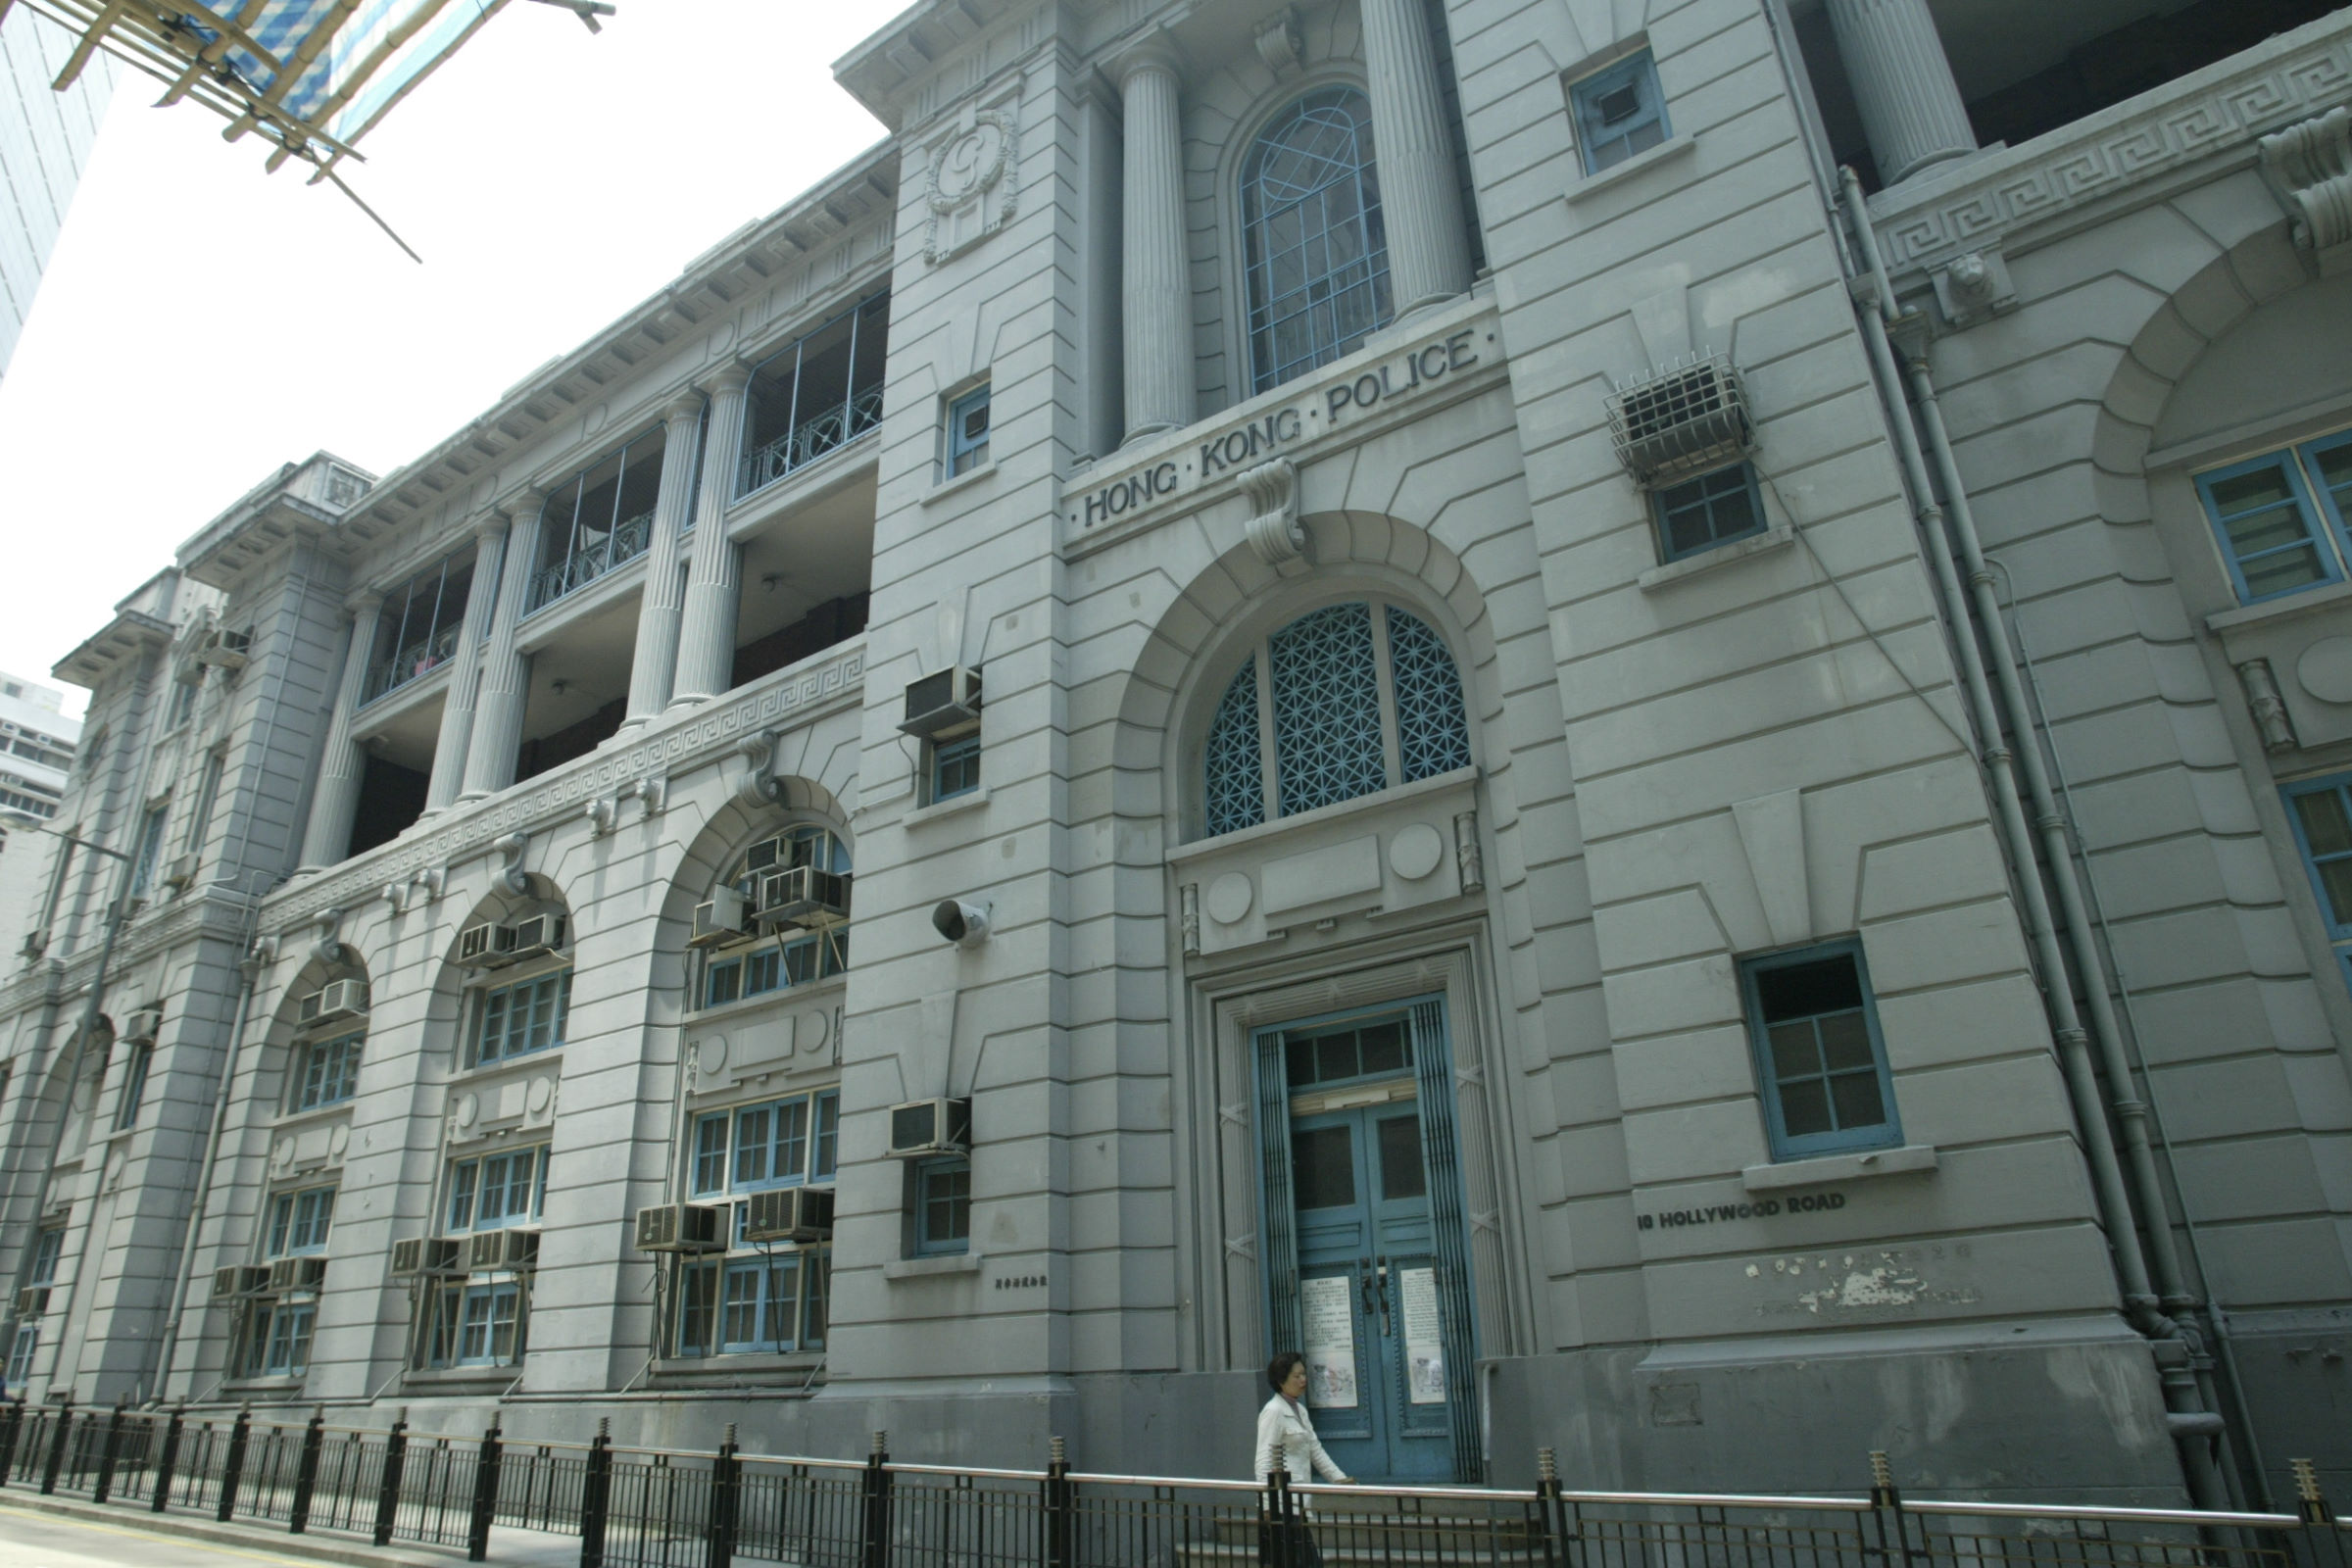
[297,593,385,870]
[622,393,706,725]
[1359,0,1473,315]
[669,365,754,707]
[1826,0,1976,186]
[459,490,546,802]
[421,513,509,812]
[1118,46,1194,442]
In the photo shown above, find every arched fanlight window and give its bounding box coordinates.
[696,825,854,1009]
[1202,602,1471,837]
[1242,87,1393,394]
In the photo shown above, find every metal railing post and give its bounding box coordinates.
[1867,1449,1926,1568]
[579,1418,612,1568]
[858,1430,893,1568]
[1264,1467,1298,1568]
[466,1420,504,1563]
[708,1423,740,1568]
[216,1403,252,1521]
[40,1396,74,1494]
[2292,1459,2348,1568]
[151,1405,185,1512]
[92,1398,126,1503]
[289,1405,326,1534]
[0,1396,24,1486]
[1043,1437,1072,1568]
[371,1409,409,1547]
[1536,1446,1566,1568]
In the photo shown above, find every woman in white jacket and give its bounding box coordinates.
[1255,1349,1353,1564]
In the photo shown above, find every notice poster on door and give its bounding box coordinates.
[1299,1275,1358,1408]
[1399,1266,1446,1404]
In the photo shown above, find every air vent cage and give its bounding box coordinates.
[1605,354,1756,488]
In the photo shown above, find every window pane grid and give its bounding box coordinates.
[296,1032,364,1109]
[2286,773,2352,991]
[1245,89,1394,392]
[1572,53,1670,172]
[2197,444,2352,604]
[475,970,570,1065]
[1203,664,1266,836]
[1744,946,1898,1158]
[1384,608,1473,782]
[1268,603,1389,817]
[1654,463,1766,561]
[447,1147,546,1232]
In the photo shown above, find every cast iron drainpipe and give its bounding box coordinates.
[1836,166,2230,1509]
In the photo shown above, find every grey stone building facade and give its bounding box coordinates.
[2,0,2349,1513]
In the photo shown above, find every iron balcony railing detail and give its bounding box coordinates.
[361,623,466,706]
[1,1398,2346,1568]
[528,509,657,615]
[739,384,883,499]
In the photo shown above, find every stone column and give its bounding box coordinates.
[1118,46,1194,442]
[1358,0,1473,315]
[1826,0,1976,186]
[622,393,707,725]
[421,513,509,812]
[296,593,385,871]
[669,366,754,708]
[459,490,546,802]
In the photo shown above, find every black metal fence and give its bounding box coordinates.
[1,1398,2346,1568]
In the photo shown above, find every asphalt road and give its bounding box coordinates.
[0,1506,332,1568]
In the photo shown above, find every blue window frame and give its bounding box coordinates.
[245,1300,316,1377]
[703,932,844,1008]
[446,1146,548,1232]
[5,1324,34,1386]
[2194,432,2352,605]
[677,1090,837,1357]
[740,290,891,499]
[932,734,981,802]
[114,1041,153,1131]
[1654,463,1766,562]
[1243,87,1393,393]
[2283,772,2352,992]
[947,384,992,477]
[691,1091,840,1197]
[473,970,570,1065]
[364,546,477,701]
[915,1157,971,1255]
[293,1031,363,1110]
[28,1227,61,1286]
[1569,50,1670,173]
[267,1186,336,1255]
[129,802,170,897]
[675,1249,829,1357]
[1741,941,1900,1160]
[1202,602,1472,838]
[529,426,666,615]
[421,1281,523,1367]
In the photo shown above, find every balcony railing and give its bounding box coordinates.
[361,624,464,706]
[526,509,654,615]
[738,384,883,499]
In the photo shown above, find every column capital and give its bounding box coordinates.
[664,390,706,429]
[344,589,385,618]
[471,509,512,546]
[701,362,754,398]
[1108,35,1182,89]
[498,487,546,523]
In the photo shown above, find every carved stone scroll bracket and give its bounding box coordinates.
[494,831,530,897]
[734,731,782,809]
[1180,882,1201,956]
[588,774,668,836]
[1254,7,1302,75]
[313,908,345,965]
[2238,658,2300,753]
[1240,458,1305,564]
[1454,810,1484,894]
[2261,105,2352,272]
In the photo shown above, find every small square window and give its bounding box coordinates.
[1741,940,1900,1160]
[1570,51,1670,174]
[932,733,981,802]
[2194,440,2352,605]
[947,385,992,478]
[915,1157,971,1254]
[1653,463,1766,562]
[2283,771,2352,993]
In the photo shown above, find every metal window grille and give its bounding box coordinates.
[1385,607,1473,782]
[1244,89,1394,393]
[1606,353,1756,487]
[1203,664,1266,837]
[1269,603,1389,818]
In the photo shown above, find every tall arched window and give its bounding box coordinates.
[1243,88,1393,393]
[1202,602,1471,837]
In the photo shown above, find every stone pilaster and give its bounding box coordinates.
[421,513,509,812]
[1118,46,1194,442]
[1358,0,1473,314]
[1826,0,1976,186]
[669,366,754,707]
[296,592,385,871]
[622,393,707,725]
[459,490,546,802]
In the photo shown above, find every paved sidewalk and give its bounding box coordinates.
[0,1493,583,1568]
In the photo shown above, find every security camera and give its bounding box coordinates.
[932,899,992,948]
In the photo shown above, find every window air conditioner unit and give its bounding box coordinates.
[122,1006,164,1042]
[160,854,198,892]
[757,866,850,931]
[634,1203,726,1253]
[886,1098,971,1159]
[469,1229,539,1272]
[691,889,753,950]
[195,628,252,670]
[390,1237,466,1278]
[296,978,369,1027]
[457,922,509,968]
[743,834,791,875]
[16,1286,48,1315]
[900,667,983,739]
[743,1186,834,1244]
[504,912,567,963]
[1604,354,1756,488]
[215,1265,273,1298]
[269,1256,328,1295]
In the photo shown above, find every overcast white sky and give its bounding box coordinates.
[0,0,904,716]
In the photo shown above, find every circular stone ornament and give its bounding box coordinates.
[2299,637,2352,704]
[1389,822,1446,881]
[1205,872,1255,926]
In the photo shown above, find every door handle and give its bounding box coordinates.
[1358,1264,1379,1322]
[1374,1257,1392,1335]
